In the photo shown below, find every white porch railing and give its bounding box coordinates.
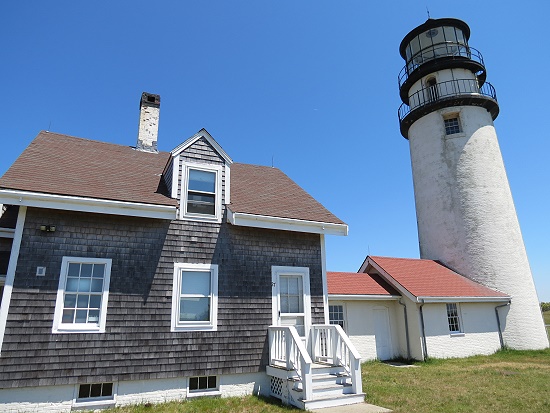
[311,324,362,394]
[268,326,313,401]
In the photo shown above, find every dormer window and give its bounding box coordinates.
[181,163,223,222]
[188,169,216,215]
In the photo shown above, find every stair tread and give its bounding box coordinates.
[301,392,366,402]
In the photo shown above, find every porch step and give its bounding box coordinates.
[300,393,366,410]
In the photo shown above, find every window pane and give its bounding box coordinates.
[75,309,87,323]
[199,376,207,389]
[187,200,215,215]
[207,376,216,388]
[89,295,101,309]
[77,294,89,308]
[88,310,100,324]
[79,384,91,399]
[90,383,102,398]
[62,309,74,323]
[64,294,77,308]
[102,383,113,396]
[181,271,211,296]
[78,278,91,292]
[80,264,93,278]
[92,264,105,278]
[189,169,215,193]
[288,296,300,313]
[68,263,80,277]
[66,278,79,292]
[189,377,198,390]
[280,296,289,312]
[91,278,103,293]
[180,297,210,321]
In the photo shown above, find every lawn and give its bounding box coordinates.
[544,311,550,339]
[363,348,550,413]
[103,349,550,413]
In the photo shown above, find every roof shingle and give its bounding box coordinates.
[368,256,509,298]
[229,163,345,225]
[328,271,400,296]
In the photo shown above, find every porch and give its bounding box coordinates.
[267,324,365,410]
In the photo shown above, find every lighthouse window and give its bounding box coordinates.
[444,116,461,135]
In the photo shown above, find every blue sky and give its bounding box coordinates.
[2,1,549,301]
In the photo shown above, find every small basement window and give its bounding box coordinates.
[189,376,217,392]
[444,116,461,135]
[77,382,114,401]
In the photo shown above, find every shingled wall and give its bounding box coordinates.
[0,207,323,389]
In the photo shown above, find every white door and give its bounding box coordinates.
[272,266,311,338]
[373,307,393,360]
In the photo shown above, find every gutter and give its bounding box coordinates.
[495,300,511,349]
[419,299,428,360]
[398,298,411,360]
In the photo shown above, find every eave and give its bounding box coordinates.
[0,189,177,220]
[329,294,401,301]
[227,209,348,236]
[417,296,511,303]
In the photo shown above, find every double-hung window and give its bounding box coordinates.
[171,263,218,332]
[52,257,112,333]
[181,163,222,222]
[446,303,462,334]
[329,304,345,330]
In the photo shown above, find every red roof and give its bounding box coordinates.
[0,131,177,206]
[368,256,509,298]
[229,163,345,225]
[327,271,400,296]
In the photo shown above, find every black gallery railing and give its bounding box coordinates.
[398,78,497,121]
[398,43,485,88]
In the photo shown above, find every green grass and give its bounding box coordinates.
[544,311,550,339]
[363,348,550,413]
[103,349,550,413]
[105,395,297,413]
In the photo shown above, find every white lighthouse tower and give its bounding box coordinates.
[397,18,548,350]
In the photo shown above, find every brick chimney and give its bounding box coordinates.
[136,92,160,152]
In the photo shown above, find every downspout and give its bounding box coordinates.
[419,299,428,360]
[398,298,411,360]
[495,301,511,350]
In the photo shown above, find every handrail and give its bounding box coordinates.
[268,326,313,400]
[398,44,485,88]
[398,78,497,121]
[311,324,362,394]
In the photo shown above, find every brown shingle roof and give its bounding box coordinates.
[328,271,400,296]
[229,163,345,225]
[368,256,509,298]
[0,131,177,206]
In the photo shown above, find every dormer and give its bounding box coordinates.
[164,129,232,223]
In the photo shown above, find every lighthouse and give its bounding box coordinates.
[397,18,548,349]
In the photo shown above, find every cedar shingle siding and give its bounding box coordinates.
[0,207,323,388]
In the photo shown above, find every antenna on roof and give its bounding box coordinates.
[47,121,51,132]
[426,7,430,19]
[272,155,274,168]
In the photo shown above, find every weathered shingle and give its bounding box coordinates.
[0,131,177,206]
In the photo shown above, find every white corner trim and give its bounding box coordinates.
[320,235,329,324]
[328,294,401,301]
[171,154,181,199]
[418,296,511,303]
[0,228,15,238]
[227,209,348,236]
[0,189,177,220]
[224,163,231,205]
[0,206,27,356]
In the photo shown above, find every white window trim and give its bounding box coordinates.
[52,257,112,334]
[179,162,223,223]
[171,263,218,332]
[328,302,346,331]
